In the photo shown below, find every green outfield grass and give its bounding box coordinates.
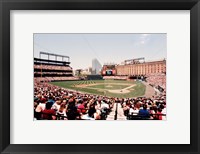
[50,80,146,98]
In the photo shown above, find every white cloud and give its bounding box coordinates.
[139,34,150,45]
[141,34,150,37]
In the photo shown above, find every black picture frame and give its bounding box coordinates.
[0,0,199,154]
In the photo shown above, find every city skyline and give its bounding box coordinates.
[34,33,167,70]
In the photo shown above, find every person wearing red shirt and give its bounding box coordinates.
[42,102,56,120]
[156,108,163,120]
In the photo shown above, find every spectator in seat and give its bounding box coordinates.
[77,101,87,115]
[35,97,46,120]
[138,104,150,119]
[52,100,61,111]
[67,99,79,120]
[149,107,156,119]
[88,104,96,118]
[129,106,139,116]
[41,102,56,120]
[160,104,166,120]
[57,103,67,120]
[155,108,163,120]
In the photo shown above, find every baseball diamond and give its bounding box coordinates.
[50,80,147,98]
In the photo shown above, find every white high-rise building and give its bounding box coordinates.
[92,58,102,75]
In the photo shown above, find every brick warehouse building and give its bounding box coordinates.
[115,59,166,76]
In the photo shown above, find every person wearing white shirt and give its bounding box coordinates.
[52,100,61,111]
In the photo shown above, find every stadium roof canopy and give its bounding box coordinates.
[40,52,70,62]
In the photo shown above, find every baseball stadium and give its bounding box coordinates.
[34,51,166,121]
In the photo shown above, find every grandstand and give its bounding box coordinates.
[34,52,78,82]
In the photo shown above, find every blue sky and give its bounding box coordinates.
[34,33,166,70]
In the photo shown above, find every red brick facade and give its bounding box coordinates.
[116,60,166,76]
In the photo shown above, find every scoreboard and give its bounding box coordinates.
[102,67,116,76]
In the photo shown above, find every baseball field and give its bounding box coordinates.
[50,80,146,98]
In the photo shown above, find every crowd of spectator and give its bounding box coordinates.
[103,76,128,80]
[121,94,166,120]
[146,73,166,90]
[34,81,113,120]
[34,63,75,82]
[34,72,73,75]
[34,77,79,82]
[34,64,72,71]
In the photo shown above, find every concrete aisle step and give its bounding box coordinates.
[106,103,116,120]
[116,103,127,120]
[106,103,127,120]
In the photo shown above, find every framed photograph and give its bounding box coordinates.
[0,0,199,154]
